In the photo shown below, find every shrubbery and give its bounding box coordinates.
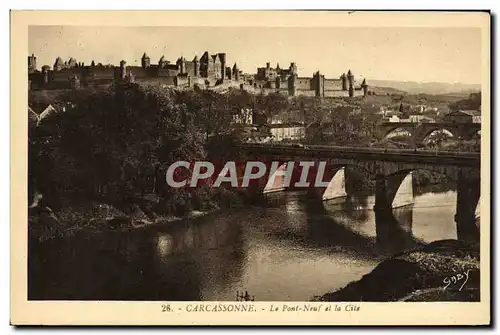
[29,84,248,225]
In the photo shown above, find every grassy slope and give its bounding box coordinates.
[317,239,480,302]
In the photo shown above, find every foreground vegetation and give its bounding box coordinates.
[315,239,480,302]
[29,84,257,240]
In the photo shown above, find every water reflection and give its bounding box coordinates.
[29,189,457,301]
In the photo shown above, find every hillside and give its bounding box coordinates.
[368,80,480,95]
[369,86,407,96]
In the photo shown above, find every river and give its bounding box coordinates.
[28,189,459,301]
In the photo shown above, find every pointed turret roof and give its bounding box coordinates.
[54,56,64,66]
[68,57,77,67]
[232,63,238,70]
[347,69,353,76]
[142,52,149,59]
[193,55,198,62]
[361,78,367,86]
[159,55,165,63]
[276,63,280,69]
[200,51,209,62]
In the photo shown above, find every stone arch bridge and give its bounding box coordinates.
[238,143,481,242]
[378,122,481,147]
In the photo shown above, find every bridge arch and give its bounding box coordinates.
[417,127,457,145]
[382,127,414,140]
[375,171,415,209]
[475,196,481,227]
[378,167,458,210]
[309,163,375,202]
[391,167,456,183]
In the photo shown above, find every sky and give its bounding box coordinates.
[28,26,482,84]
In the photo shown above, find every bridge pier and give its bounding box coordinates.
[374,171,415,212]
[375,204,417,250]
[455,169,480,243]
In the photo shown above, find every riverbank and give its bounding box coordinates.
[28,189,250,242]
[315,239,480,302]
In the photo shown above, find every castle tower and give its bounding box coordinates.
[347,69,354,97]
[232,63,239,81]
[193,55,199,77]
[177,56,186,74]
[218,53,227,82]
[141,52,150,68]
[361,78,368,96]
[314,71,324,97]
[41,65,50,85]
[341,73,348,91]
[119,60,127,80]
[288,73,297,96]
[28,54,37,73]
[276,63,280,71]
[289,62,297,76]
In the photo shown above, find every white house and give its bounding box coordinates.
[269,124,306,142]
[232,108,253,125]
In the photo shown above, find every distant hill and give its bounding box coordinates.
[369,86,407,96]
[368,80,481,95]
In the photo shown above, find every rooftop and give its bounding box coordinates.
[455,110,481,116]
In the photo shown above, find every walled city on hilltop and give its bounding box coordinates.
[28,51,369,98]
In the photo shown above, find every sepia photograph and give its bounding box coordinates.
[11,10,491,325]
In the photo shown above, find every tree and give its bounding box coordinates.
[449,92,481,111]
[427,130,450,150]
[253,92,289,120]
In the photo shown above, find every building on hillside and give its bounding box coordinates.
[386,114,435,123]
[28,106,40,127]
[253,63,369,98]
[28,51,242,91]
[268,123,306,142]
[387,115,402,123]
[444,110,481,124]
[28,51,369,98]
[408,115,435,123]
[232,108,253,124]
